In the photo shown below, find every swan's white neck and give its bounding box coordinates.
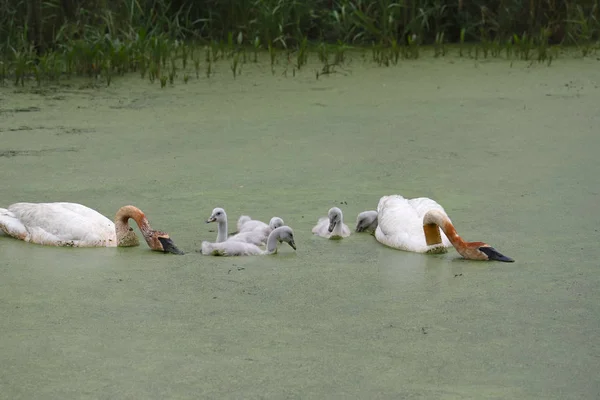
[265,229,281,254]
[217,219,228,242]
[330,215,344,236]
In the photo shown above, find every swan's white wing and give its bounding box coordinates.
[340,223,352,237]
[238,218,269,233]
[4,202,116,247]
[407,197,448,219]
[228,230,268,246]
[236,215,252,232]
[201,240,263,256]
[312,216,330,237]
[375,195,451,253]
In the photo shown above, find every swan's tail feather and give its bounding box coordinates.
[201,241,213,255]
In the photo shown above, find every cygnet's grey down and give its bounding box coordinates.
[229,215,281,235]
[355,210,378,233]
[236,215,268,233]
[205,207,228,242]
[228,217,284,246]
[312,207,351,239]
[201,226,297,256]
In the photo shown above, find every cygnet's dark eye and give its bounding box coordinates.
[216,212,221,216]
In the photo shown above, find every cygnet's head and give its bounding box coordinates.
[275,226,297,250]
[206,207,227,224]
[269,217,284,229]
[327,207,343,233]
[355,210,378,232]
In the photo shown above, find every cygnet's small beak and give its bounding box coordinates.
[355,225,364,232]
[288,239,297,250]
[479,246,514,262]
[328,221,336,233]
[158,237,185,255]
[206,217,216,223]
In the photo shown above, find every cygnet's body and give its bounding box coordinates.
[201,226,297,256]
[229,217,284,246]
[312,207,351,239]
[236,215,270,233]
[355,210,378,233]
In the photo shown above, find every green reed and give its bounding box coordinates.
[1,0,598,88]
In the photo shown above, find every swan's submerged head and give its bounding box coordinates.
[274,226,297,250]
[355,210,378,232]
[269,217,284,230]
[327,207,343,233]
[206,208,226,224]
[155,232,185,255]
[477,245,514,262]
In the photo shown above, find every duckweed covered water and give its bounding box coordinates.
[1,55,599,399]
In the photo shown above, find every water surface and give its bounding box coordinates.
[1,55,599,399]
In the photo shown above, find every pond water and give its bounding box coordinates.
[1,53,599,399]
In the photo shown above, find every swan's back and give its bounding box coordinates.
[236,216,252,232]
[227,230,266,246]
[375,195,451,253]
[1,202,116,247]
[201,240,263,256]
[238,216,269,233]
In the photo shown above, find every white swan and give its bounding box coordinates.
[201,226,297,256]
[375,195,452,254]
[312,207,351,239]
[355,210,378,233]
[229,217,284,246]
[0,202,184,254]
[205,207,229,242]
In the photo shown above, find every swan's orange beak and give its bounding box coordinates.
[479,246,514,262]
[158,237,185,255]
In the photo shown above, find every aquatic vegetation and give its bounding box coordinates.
[252,37,261,63]
[296,36,309,70]
[433,32,445,58]
[0,0,598,87]
[565,4,599,57]
[230,51,241,79]
[267,40,277,75]
[459,28,466,57]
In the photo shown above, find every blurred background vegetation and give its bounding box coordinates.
[0,0,598,86]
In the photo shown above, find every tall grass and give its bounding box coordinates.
[0,0,598,87]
